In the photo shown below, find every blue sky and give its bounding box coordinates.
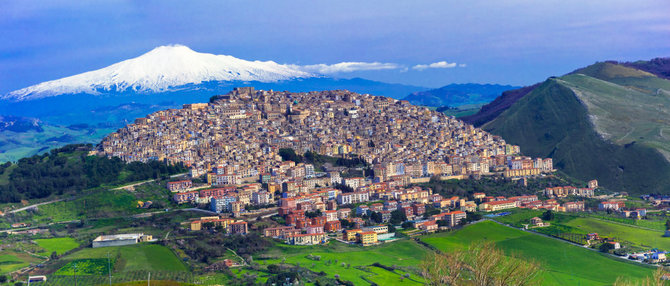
[1,0,668,93]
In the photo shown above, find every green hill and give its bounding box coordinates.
[480,60,670,194]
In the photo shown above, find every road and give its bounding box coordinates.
[111,172,189,190]
[8,198,67,214]
[8,172,189,213]
[0,219,80,233]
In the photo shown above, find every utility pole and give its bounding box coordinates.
[147,272,151,286]
[74,262,77,286]
[108,252,112,286]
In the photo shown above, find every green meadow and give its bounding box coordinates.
[565,217,670,250]
[64,243,187,273]
[0,250,43,274]
[34,237,80,256]
[421,221,654,285]
[257,239,428,285]
[490,208,670,251]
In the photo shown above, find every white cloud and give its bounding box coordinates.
[412,61,464,71]
[290,62,401,74]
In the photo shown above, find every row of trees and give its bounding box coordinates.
[423,175,569,199]
[0,144,186,202]
[278,148,368,168]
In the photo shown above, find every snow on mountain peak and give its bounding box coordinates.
[5,45,316,101]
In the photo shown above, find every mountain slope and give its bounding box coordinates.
[4,45,315,101]
[402,83,518,107]
[621,57,670,80]
[479,59,670,194]
[460,84,539,126]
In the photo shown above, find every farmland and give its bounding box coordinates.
[64,243,187,272]
[421,221,654,285]
[34,237,80,256]
[55,258,110,275]
[489,208,670,251]
[256,239,428,285]
[564,217,670,250]
[0,250,43,274]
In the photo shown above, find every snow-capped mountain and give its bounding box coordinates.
[5,45,316,101]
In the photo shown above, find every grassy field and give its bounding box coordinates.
[490,209,670,251]
[55,258,110,275]
[65,243,187,272]
[0,250,43,274]
[34,237,80,256]
[257,239,428,285]
[564,217,670,250]
[421,221,654,285]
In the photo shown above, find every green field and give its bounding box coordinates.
[65,243,187,272]
[564,217,670,250]
[0,250,44,274]
[421,221,654,285]
[257,239,428,285]
[490,209,670,251]
[35,237,80,256]
[55,258,110,275]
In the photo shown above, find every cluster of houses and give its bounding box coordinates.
[542,180,598,198]
[474,193,585,213]
[171,182,274,216]
[251,185,480,246]
[188,216,249,235]
[102,88,557,203]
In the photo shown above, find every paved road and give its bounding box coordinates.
[8,172,189,213]
[8,198,65,214]
[0,219,80,233]
[112,172,189,190]
[183,208,219,215]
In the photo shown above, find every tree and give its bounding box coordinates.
[401,221,414,229]
[305,209,323,218]
[340,219,352,229]
[278,148,303,163]
[334,184,354,193]
[665,220,670,230]
[542,210,555,221]
[0,275,6,283]
[421,241,542,286]
[614,266,666,286]
[600,242,615,253]
[390,210,407,225]
[370,211,383,224]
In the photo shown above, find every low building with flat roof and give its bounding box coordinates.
[92,233,153,248]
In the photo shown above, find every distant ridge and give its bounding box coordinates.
[402,83,518,107]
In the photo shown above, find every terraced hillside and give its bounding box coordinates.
[476,60,670,194]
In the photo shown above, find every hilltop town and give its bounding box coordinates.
[97,88,564,243]
[101,87,553,182]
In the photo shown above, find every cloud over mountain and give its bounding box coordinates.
[290,62,401,74]
[413,61,465,70]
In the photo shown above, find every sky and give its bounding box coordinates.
[1,0,669,94]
